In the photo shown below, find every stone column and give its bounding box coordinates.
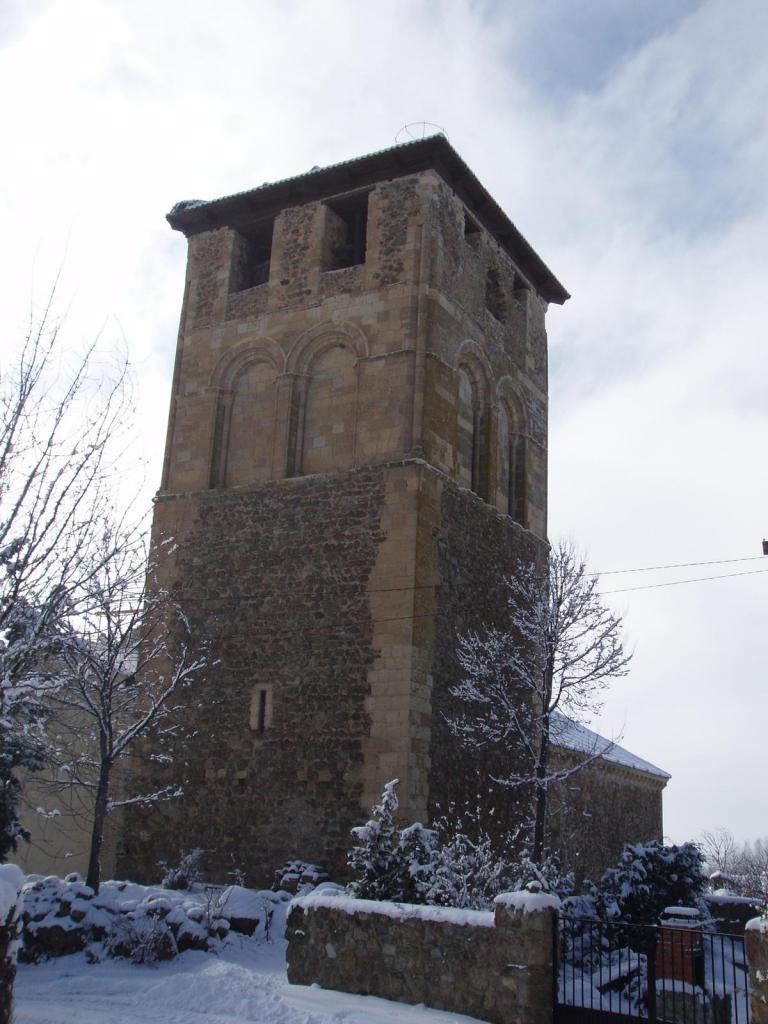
[493,888,560,1024]
[746,916,768,1024]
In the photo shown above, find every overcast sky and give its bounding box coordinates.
[2,0,766,848]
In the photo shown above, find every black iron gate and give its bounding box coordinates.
[555,915,751,1024]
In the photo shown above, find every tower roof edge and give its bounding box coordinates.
[166,135,570,305]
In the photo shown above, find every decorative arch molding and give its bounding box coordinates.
[454,340,493,498]
[495,376,529,526]
[208,335,285,391]
[287,320,369,376]
[495,376,530,436]
[208,337,284,489]
[454,339,492,403]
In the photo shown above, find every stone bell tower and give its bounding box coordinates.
[119,136,569,884]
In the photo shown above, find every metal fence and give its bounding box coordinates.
[556,915,750,1024]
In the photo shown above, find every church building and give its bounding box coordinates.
[113,136,668,886]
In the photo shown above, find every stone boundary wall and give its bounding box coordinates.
[286,890,559,1024]
[746,916,768,1024]
[0,864,24,1024]
[705,893,764,935]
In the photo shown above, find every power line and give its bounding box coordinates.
[602,567,768,595]
[593,555,766,577]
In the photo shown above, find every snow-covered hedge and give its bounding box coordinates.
[18,874,293,964]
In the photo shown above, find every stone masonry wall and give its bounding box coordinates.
[119,468,387,886]
[286,890,558,1024]
[427,472,547,841]
[746,918,768,1024]
[547,751,666,883]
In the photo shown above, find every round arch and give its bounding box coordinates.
[208,336,285,391]
[287,320,369,376]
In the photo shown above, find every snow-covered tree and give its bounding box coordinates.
[424,821,515,910]
[448,540,631,865]
[347,780,438,903]
[1,291,131,859]
[585,840,707,925]
[39,521,210,892]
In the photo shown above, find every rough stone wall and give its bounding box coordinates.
[424,470,547,840]
[547,750,666,882]
[286,893,557,1024]
[0,864,23,1024]
[119,469,386,885]
[421,173,549,538]
[746,920,768,1024]
[705,894,764,935]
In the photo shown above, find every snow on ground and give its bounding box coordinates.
[15,921,484,1024]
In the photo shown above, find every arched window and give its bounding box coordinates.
[497,402,512,516]
[214,358,277,488]
[299,343,357,475]
[496,399,528,526]
[457,367,477,490]
[457,363,489,497]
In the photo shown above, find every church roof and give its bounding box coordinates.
[551,712,671,781]
[166,135,570,305]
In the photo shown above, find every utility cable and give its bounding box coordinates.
[592,555,765,577]
[602,567,768,595]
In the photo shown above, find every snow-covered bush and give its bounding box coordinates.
[160,847,205,890]
[422,827,512,910]
[15,874,300,964]
[348,781,552,909]
[563,840,708,925]
[273,860,329,894]
[347,781,579,910]
[347,780,438,903]
[509,851,575,901]
[103,912,178,964]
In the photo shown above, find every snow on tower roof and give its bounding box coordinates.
[551,711,671,781]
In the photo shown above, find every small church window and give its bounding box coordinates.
[485,267,506,322]
[464,212,480,247]
[513,274,530,305]
[231,219,274,292]
[249,684,273,735]
[322,191,369,271]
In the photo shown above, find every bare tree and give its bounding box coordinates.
[448,540,632,865]
[701,827,768,900]
[1,288,131,859]
[700,827,740,876]
[41,521,210,892]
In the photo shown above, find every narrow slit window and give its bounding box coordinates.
[249,685,273,735]
[464,212,480,247]
[485,268,506,322]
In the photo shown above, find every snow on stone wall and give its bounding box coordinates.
[286,889,558,1024]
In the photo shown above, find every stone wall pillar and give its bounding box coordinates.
[0,864,24,1024]
[493,891,559,1024]
[746,917,768,1024]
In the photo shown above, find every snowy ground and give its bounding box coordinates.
[15,930,483,1024]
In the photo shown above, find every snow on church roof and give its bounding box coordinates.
[551,712,671,781]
